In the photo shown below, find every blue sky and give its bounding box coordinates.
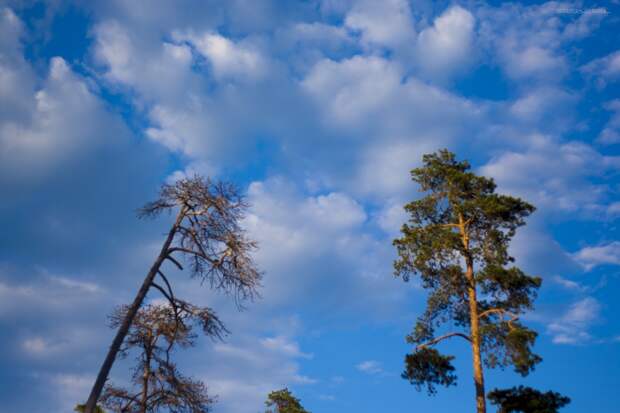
[1,1,620,412]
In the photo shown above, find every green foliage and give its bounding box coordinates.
[394,149,542,393]
[402,348,457,394]
[480,321,542,376]
[74,404,105,413]
[488,386,571,413]
[265,388,310,413]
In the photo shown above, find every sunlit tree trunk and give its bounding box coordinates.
[467,260,486,413]
[460,213,486,413]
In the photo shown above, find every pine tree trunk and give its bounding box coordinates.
[459,213,486,413]
[466,259,486,413]
[83,208,186,413]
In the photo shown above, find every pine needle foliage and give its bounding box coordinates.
[393,150,542,413]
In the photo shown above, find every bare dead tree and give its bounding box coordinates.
[100,303,224,413]
[83,176,261,413]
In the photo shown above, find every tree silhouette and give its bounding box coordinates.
[74,404,105,413]
[488,386,570,413]
[393,150,541,413]
[100,303,224,413]
[83,176,261,413]
[264,388,310,413]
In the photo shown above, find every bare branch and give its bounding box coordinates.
[151,282,174,305]
[417,332,472,350]
[478,308,519,329]
[157,271,175,301]
[165,254,184,270]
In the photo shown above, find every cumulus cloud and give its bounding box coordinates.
[0,56,120,183]
[344,0,415,50]
[415,5,476,80]
[547,297,602,344]
[242,177,408,312]
[93,20,199,106]
[301,53,481,182]
[174,31,267,80]
[480,136,620,215]
[302,55,402,127]
[508,87,576,126]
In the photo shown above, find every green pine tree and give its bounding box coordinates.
[393,149,542,413]
[488,386,570,413]
[264,388,310,413]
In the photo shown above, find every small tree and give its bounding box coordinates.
[264,388,310,413]
[74,404,105,413]
[100,303,224,413]
[393,150,542,413]
[83,176,261,413]
[488,386,570,413]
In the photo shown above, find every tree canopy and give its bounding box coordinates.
[83,176,261,413]
[264,388,310,413]
[488,386,571,413]
[393,149,541,412]
[100,303,223,413]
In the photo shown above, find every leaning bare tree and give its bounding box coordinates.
[83,176,261,413]
[100,303,224,413]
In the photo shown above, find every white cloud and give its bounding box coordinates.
[145,103,213,156]
[477,2,585,82]
[301,192,367,228]
[344,0,415,50]
[93,20,198,104]
[261,336,313,359]
[509,87,575,124]
[22,337,49,354]
[506,46,566,80]
[356,360,383,375]
[48,276,102,294]
[547,297,602,344]
[480,137,620,215]
[597,99,620,145]
[605,201,620,218]
[415,5,475,80]
[582,50,620,88]
[51,373,94,411]
[375,200,407,236]
[0,56,121,182]
[175,31,267,80]
[196,328,316,413]
[21,329,98,359]
[302,53,481,145]
[573,241,620,271]
[0,274,104,319]
[302,55,402,127]
[0,8,35,124]
[551,276,587,292]
[242,177,408,312]
[355,140,435,199]
[562,7,608,39]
